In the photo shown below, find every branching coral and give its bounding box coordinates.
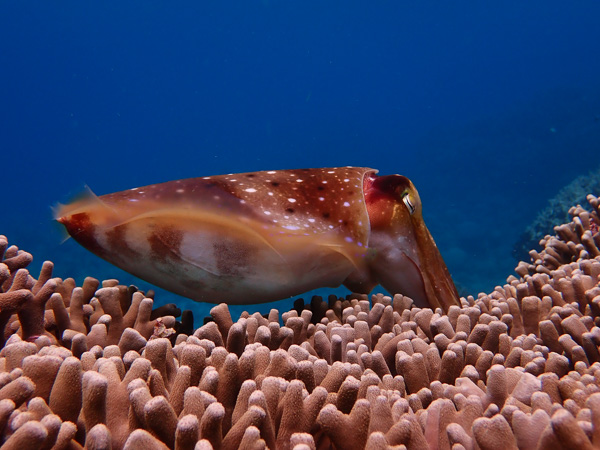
[0,194,600,448]
[514,167,600,260]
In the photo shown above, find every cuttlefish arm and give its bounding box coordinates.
[56,167,459,311]
[344,173,460,311]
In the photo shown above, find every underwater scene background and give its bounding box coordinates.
[1,2,599,325]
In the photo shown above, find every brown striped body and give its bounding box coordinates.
[56,167,459,310]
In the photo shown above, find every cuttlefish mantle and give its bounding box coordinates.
[56,167,459,311]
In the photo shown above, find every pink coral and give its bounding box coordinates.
[0,194,599,448]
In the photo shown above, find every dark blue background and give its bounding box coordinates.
[2,2,599,322]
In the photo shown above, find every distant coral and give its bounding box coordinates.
[0,195,600,448]
[514,165,600,260]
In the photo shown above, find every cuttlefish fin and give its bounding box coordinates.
[113,207,288,273]
[147,224,219,277]
[53,186,120,244]
[53,185,117,221]
[316,242,363,272]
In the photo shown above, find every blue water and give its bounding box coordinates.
[2,2,600,324]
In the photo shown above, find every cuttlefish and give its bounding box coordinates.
[55,167,459,311]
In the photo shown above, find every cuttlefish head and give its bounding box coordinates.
[362,173,460,311]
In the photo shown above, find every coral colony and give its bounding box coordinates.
[0,195,600,448]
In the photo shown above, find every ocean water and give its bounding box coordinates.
[1,2,599,325]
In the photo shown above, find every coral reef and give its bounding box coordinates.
[0,194,600,449]
[513,165,600,260]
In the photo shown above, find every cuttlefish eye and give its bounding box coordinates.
[402,191,416,215]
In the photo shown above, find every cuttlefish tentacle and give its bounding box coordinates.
[56,167,459,310]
